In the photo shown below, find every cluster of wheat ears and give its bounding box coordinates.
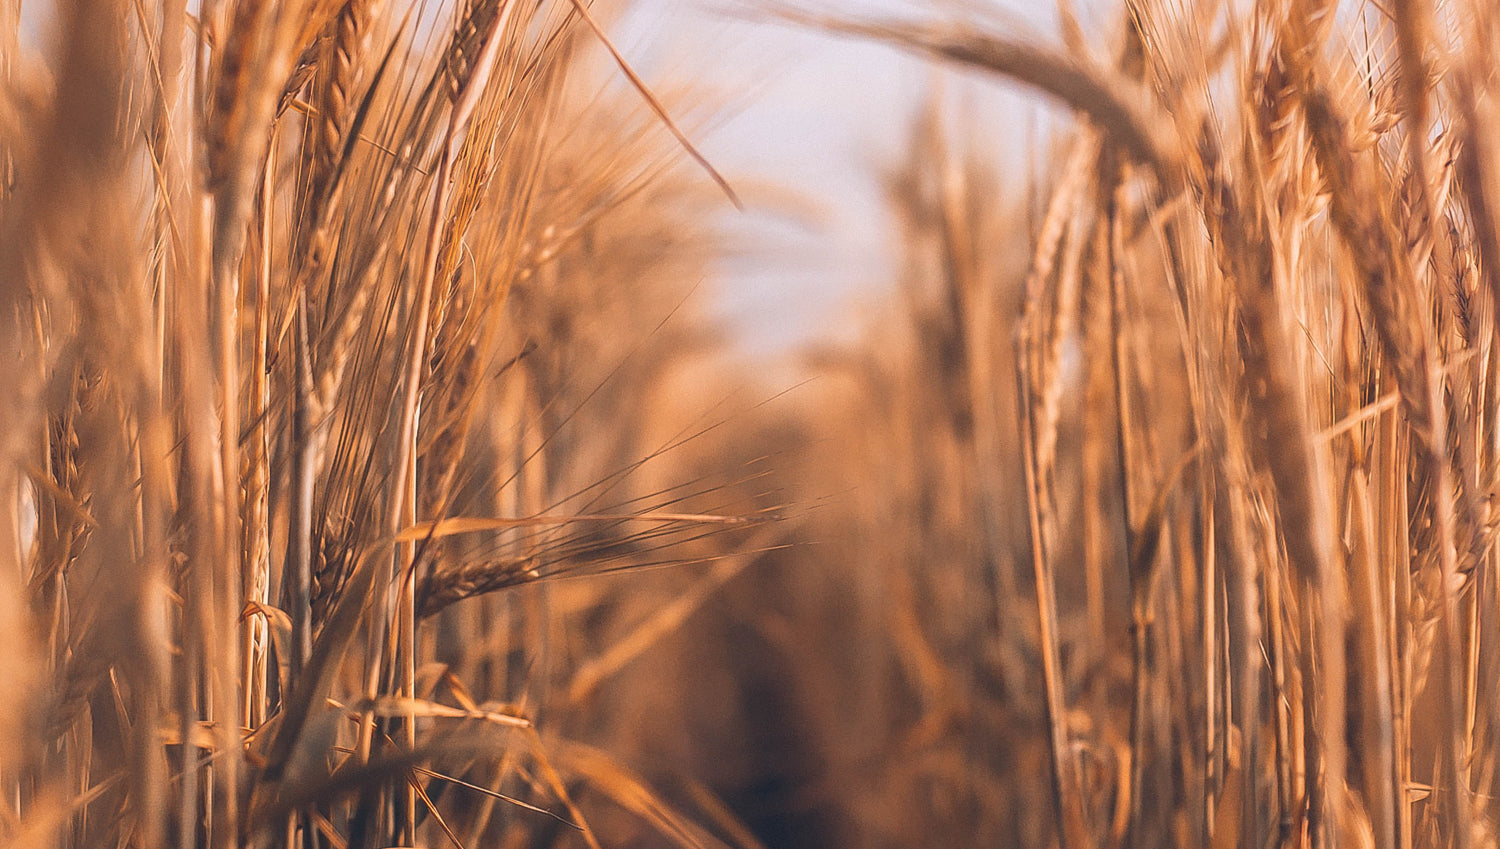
[5,0,1500,847]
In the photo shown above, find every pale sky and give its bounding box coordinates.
[614,0,1074,356]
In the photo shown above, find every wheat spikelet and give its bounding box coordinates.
[417,556,541,618]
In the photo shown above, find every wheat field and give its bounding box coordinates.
[4,0,1500,848]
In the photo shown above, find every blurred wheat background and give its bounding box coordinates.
[5,0,1500,848]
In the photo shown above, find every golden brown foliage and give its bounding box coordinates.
[14,1,1500,849]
